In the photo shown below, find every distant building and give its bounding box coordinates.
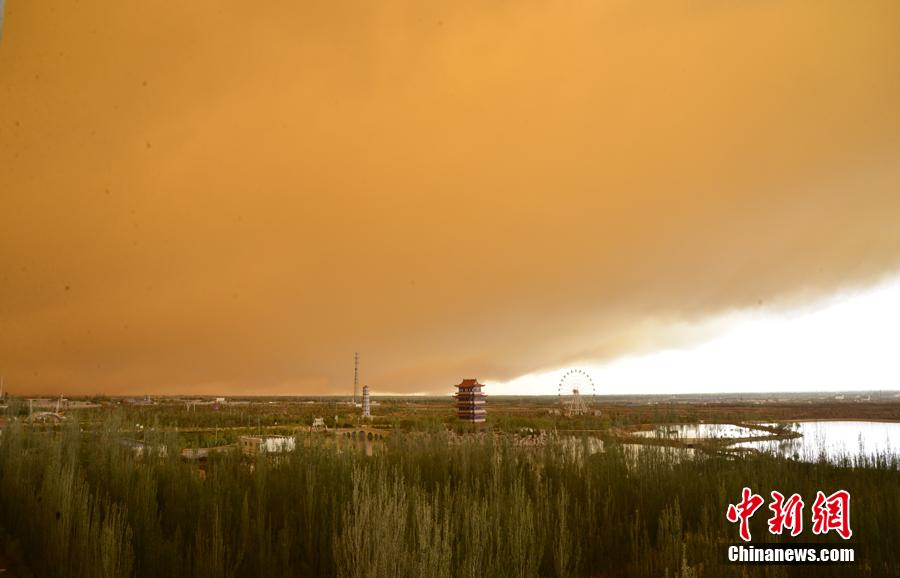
[180,447,209,461]
[239,435,296,457]
[66,400,101,410]
[27,397,65,411]
[180,445,231,461]
[362,385,371,419]
[454,379,486,423]
[121,438,168,458]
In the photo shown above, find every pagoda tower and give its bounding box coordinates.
[454,379,486,423]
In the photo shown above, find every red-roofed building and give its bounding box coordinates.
[454,379,486,423]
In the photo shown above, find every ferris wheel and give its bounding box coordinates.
[557,369,595,416]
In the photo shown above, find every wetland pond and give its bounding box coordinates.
[633,421,900,463]
[733,420,900,463]
[632,423,763,440]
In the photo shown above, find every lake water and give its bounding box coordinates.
[629,421,900,464]
[558,436,698,465]
[733,421,900,463]
[632,423,766,440]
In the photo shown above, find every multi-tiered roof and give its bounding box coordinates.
[454,378,486,422]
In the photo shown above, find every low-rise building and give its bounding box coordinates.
[239,435,296,457]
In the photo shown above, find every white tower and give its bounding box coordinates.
[362,385,371,419]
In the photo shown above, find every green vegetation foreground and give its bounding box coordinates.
[0,417,898,577]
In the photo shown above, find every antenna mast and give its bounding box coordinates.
[353,352,359,405]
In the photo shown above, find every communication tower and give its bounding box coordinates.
[353,352,359,405]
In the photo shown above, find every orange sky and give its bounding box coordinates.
[1,1,900,395]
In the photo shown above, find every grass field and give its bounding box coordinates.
[0,394,897,577]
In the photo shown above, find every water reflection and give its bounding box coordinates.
[557,436,697,466]
[622,443,697,463]
[733,421,900,463]
[633,423,765,440]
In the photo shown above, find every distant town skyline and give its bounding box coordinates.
[2,1,900,396]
